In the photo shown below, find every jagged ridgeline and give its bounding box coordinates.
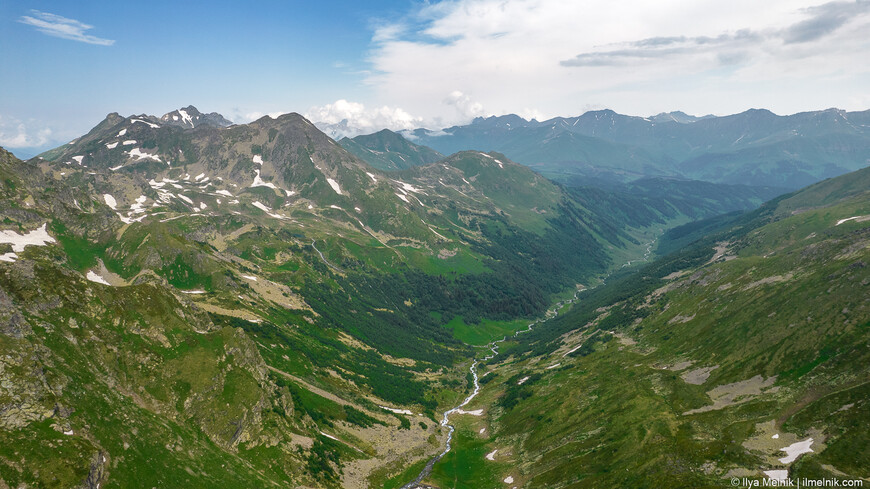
[405,108,870,189]
[0,105,806,488]
[444,167,869,488]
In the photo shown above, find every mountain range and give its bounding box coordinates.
[386,108,870,189]
[0,105,866,488]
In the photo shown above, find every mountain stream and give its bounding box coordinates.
[400,234,659,488]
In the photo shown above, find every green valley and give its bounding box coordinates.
[0,104,866,489]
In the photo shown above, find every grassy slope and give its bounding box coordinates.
[425,168,870,488]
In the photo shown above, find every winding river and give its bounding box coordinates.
[399,290,581,489]
[311,239,342,272]
[400,233,660,489]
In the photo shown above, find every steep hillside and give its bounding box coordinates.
[2,105,744,488]
[417,167,870,488]
[339,130,444,171]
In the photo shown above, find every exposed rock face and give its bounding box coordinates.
[0,346,58,429]
[159,105,233,129]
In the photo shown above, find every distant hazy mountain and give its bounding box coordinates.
[339,129,444,171]
[647,110,714,124]
[403,108,870,189]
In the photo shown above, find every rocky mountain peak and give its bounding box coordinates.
[159,105,233,129]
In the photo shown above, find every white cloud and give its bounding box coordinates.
[365,0,870,121]
[0,115,53,148]
[18,10,115,46]
[305,100,424,138]
[239,111,287,122]
[443,91,485,120]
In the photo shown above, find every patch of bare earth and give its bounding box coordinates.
[681,365,719,385]
[684,375,778,415]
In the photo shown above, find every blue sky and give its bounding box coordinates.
[2,0,869,156]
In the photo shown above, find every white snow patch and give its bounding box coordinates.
[546,363,561,369]
[110,165,124,171]
[778,438,813,464]
[284,189,295,196]
[319,431,339,442]
[251,169,278,189]
[772,434,780,439]
[454,408,483,416]
[105,142,118,149]
[86,271,111,286]
[117,128,127,136]
[836,215,868,225]
[486,449,498,461]
[194,173,205,181]
[396,193,409,203]
[252,155,263,165]
[181,290,206,294]
[126,148,161,162]
[122,140,136,146]
[564,343,585,356]
[517,376,530,385]
[394,180,422,193]
[764,470,789,484]
[504,476,514,484]
[0,223,54,252]
[379,406,415,415]
[354,207,361,212]
[241,274,258,281]
[63,429,74,436]
[428,226,448,240]
[480,153,504,167]
[326,178,342,195]
[177,194,194,205]
[178,109,193,126]
[308,204,314,209]
[0,252,18,262]
[329,205,342,210]
[103,194,117,210]
[198,202,207,211]
[252,201,272,213]
[366,172,378,183]
[131,118,159,128]
[72,155,84,164]
[214,189,234,197]
[117,213,146,225]
[479,427,486,434]
[252,201,286,219]
[129,195,148,213]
